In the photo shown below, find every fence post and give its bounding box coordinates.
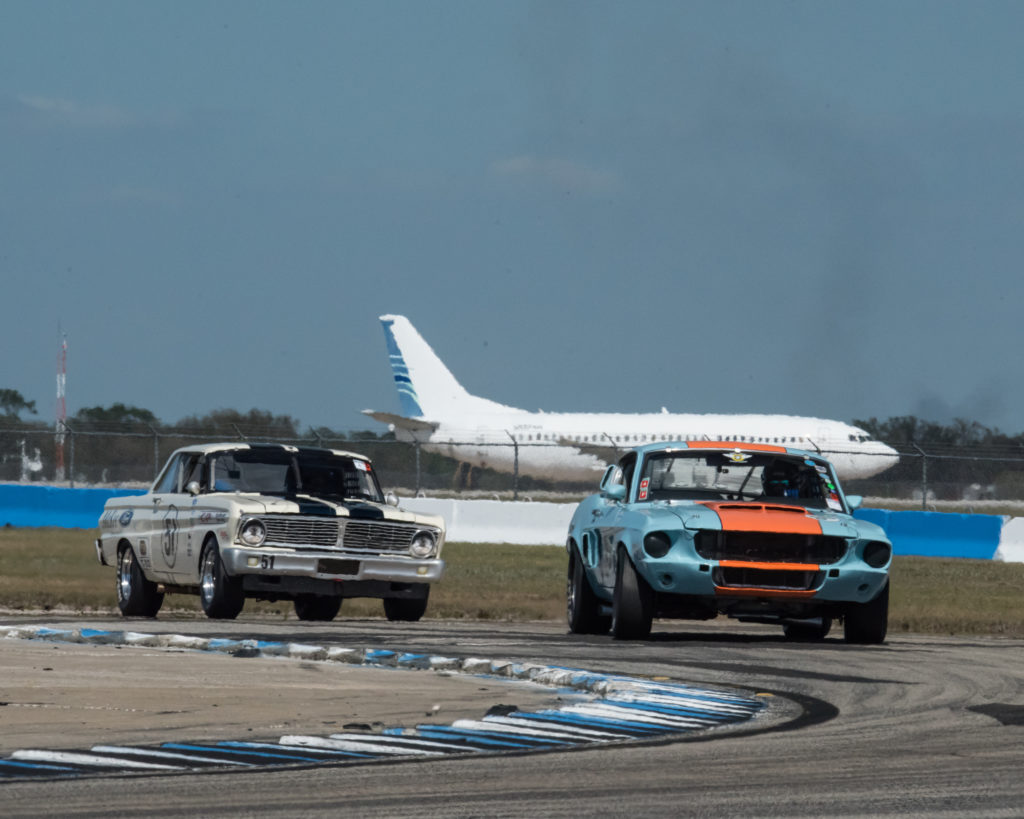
[913,444,928,510]
[506,431,519,501]
[68,428,75,489]
[414,439,421,495]
[148,424,160,481]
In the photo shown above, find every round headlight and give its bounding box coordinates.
[410,531,435,558]
[239,518,266,547]
[643,531,672,559]
[862,541,891,568]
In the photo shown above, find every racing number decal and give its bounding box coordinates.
[162,505,180,569]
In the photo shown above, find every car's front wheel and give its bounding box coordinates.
[611,548,653,640]
[383,587,429,622]
[294,594,342,621]
[567,547,610,634]
[199,539,245,620]
[116,545,163,617]
[843,581,889,644]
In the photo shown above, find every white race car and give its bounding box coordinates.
[95,442,445,621]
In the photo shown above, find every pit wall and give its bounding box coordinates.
[1,485,1021,563]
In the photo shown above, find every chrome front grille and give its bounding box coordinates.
[263,517,339,547]
[341,521,417,552]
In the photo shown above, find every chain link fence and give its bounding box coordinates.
[4,423,1024,508]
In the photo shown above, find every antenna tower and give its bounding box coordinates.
[56,330,67,482]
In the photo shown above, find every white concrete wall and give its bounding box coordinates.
[398,498,574,546]
[995,517,1024,563]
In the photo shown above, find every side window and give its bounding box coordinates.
[153,454,184,494]
[181,454,207,492]
[619,452,638,500]
[599,464,622,492]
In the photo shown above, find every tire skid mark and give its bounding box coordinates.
[0,625,765,779]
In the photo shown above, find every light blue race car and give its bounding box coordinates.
[566,441,892,643]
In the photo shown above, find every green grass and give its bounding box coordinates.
[2,528,1023,636]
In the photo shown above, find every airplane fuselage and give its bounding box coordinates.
[365,315,900,485]
[390,409,898,482]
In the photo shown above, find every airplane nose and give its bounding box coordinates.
[871,442,900,474]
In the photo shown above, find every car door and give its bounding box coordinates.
[148,452,200,581]
[590,454,636,593]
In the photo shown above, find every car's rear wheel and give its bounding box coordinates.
[383,587,429,622]
[611,548,653,640]
[199,539,245,620]
[116,545,164,617]
[783,616,832,641]
[293,594,342,621]
[843,581,889,644]
[567,547,610,634]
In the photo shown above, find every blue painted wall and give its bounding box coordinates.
[0,485,1009,560]
[0,485,147,529]
[854,508,1003,560]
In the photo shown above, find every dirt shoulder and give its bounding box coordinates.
[0,638,563,755]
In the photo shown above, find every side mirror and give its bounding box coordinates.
[186,481,201,496]
[385,492,399,507]
[602,483,626,502]
[846,494,863,510]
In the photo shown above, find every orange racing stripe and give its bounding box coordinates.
[699,502,823,535]
[718,559,820,571]
[686,441,788,453]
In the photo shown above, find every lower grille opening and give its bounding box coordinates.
[713,566,824,590]
[317,558,360,576]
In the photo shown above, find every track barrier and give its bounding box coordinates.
[1,486,1020,562]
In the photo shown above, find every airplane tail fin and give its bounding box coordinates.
[378,315,514,420]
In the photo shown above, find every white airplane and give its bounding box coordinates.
[363,315,899,482]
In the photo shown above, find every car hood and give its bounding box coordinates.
[238,495,442,528]
[660,501,860,538]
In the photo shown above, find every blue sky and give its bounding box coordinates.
[3,1,1024,433]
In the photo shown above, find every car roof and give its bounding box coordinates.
[166,442,370,461]
[630,440,828,463]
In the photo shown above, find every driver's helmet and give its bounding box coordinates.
[762,461,799,497]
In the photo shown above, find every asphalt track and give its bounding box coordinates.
[1,616,1022,817]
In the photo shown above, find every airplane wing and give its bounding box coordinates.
[556,437,621,465]
[362,410,438,433]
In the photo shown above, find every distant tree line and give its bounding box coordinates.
[853,416,1024,451]
[3,386,1023,498]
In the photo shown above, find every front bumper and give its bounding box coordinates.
[220,546,445,585]
[636,552,888,604]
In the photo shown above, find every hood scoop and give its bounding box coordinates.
[344,502,385,521]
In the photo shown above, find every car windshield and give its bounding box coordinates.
[636,450,844,511]
[209,449,383,503]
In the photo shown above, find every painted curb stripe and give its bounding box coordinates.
[0,625,765,778]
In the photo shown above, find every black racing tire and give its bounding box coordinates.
[844,581,889,644]
[783,616,832,641]
[383,587,429,622]
[116,544,164,618]
[610,548,654,640]
[199,539,245,620]
[567,547,611,634]
[293,594,342,621]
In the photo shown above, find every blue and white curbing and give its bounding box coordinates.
[0,625,766,778]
